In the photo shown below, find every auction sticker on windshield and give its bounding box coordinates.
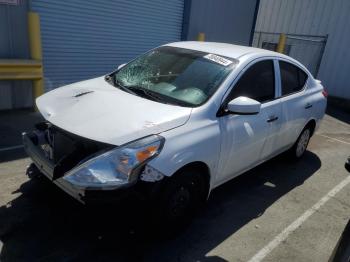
[203,54,233,66]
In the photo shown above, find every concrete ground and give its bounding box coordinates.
[0,107,349,261]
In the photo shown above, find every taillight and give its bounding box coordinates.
[322,89,328,98]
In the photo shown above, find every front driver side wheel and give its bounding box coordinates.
[156,169,207,230]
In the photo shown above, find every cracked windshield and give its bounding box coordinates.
[112,46,237,106]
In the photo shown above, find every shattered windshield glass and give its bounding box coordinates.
[110,46,237,107]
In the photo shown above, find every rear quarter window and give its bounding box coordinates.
[279,61,308,96]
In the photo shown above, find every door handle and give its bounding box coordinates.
[267,116,278,123]
[305,103,313,109]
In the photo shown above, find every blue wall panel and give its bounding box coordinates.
[31,0,184,90]
[186,0,258,46]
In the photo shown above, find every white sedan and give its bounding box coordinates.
[23,42,327,226]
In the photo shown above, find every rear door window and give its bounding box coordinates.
[228,60,275,103]
[279,61,308,96]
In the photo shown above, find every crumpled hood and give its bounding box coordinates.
[36,76,192,145]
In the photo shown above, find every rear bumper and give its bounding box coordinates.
[22,132,135,204]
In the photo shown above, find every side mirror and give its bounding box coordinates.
[117,63,126,70]
[227,96,261,115]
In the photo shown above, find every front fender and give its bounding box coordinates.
[147,120,221,186]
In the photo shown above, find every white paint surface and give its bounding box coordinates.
[36,77,192,146]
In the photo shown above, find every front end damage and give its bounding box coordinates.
[23,122,141,204]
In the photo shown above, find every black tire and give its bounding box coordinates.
[155,169,207,230]
[288,126,312,160]
[26,163,43,179]
[345,157,350,173]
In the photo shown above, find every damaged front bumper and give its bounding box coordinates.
[22,132,136,204]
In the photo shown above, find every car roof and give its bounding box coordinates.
[165,41,282,60]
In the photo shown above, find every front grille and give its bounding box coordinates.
[34,122,113,179]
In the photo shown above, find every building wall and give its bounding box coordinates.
[31,0,184,91]
[255,0,350,99]
[186,0,259,45]
[0,0,33,109]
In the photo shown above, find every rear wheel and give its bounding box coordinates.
[26,163,43,179]
[289,127,311,159]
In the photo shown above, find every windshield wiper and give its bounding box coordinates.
[127,86,194,107]
[125,86,165,103]
[112,77,138,96]
[106,75,192,107]
[105,74,137,95]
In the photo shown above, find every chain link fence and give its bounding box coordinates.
[252,31,328,77]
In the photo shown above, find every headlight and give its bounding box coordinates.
[63,135,164,189]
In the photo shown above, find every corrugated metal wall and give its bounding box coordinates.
[255,0,350,99]
[252,32,327,76]
[31,0,184,91]
[186,0,258,45]
[0,0,32,110]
